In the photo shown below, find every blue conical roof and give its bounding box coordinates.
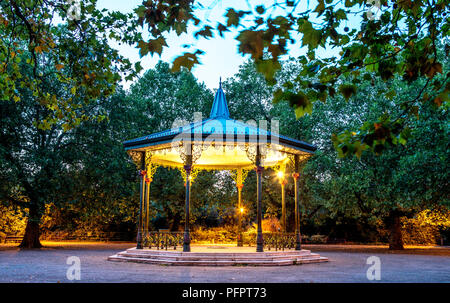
[209,80,230,119]
[123,77,317,157]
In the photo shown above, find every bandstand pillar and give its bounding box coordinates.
[143,176,151,247]
[281,178,287,233]
[293,155,301,251]
[256,152,264,253]
[136,152,146,249]
[183,149,193,252]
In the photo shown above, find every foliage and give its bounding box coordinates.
[192,226,237,244]
[136,0,449,157]
[1,35,448,249]
[0,205,26,236]
[0,0,140,130]
[401,215,440,245]
[299,60,449,248]
[0,0,141,247]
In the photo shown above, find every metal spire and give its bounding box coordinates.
[209,77,230,119]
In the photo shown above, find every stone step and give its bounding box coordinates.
[119,253,322,261]
[118,252,317,261]
[108,247,329,266]
[124,249,312,257]
[108,255,328,266]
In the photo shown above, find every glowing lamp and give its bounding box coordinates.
[277,171,284,179]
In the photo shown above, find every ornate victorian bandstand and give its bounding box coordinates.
[108,82,328,266]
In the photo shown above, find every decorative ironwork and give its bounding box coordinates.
[244,143,257,164]
[287,153,296,168]
[175,142,188,164]
[244,143,271,166]
[144,232,184,250]
[190,166,201,183]
[263,233,298,251]
[176,142,204,165]
[192,143,204,163]
[178,166,201,184]
[287,153,310,170]
[128,150,143,167]
[230,168,251,186]
[144,150,159,182]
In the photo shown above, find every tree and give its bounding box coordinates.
[299,70,449,249]
[135,0,449,157]
[0,1,139,248]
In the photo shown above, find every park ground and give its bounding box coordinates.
[0,242,449,283]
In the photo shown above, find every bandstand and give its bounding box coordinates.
[108,81,328,266]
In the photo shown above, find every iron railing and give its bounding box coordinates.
[263,233,298,251]
[141,231,301,251]
[143,232,184,250]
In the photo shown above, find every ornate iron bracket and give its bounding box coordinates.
[144,150,159,182]
[128,150,144,168]
[179,166,201,185]
[230,168,251,186]
[244,143,269,166]
[176,142,204,165]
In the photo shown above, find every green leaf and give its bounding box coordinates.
[335,9,347,20]
[255,59,281,82]
[147,37,167,56]
[385,90,396,100]
[135,62,143,74]
[298,20,321,50]
[194,26,213,39]
[339,84,356,101]
[237,30,264,59]
[226,9,240,27]
[217,23,229,37]
[255,5,265,14]
[314,0,326,16]
[171,52,200,72]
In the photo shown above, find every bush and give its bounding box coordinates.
[402,216,440,245]
[261,217,281,232]
[0,205,26,236]
[191,226,237,244]
[310,234,328,244]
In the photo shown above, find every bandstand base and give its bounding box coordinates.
[108,245,328,266]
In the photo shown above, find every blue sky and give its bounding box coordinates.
[96,0,362,89]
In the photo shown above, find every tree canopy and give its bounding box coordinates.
[136,0,449,157]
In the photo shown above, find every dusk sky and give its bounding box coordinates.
[96,0,362,89]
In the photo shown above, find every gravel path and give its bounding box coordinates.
[0,243,449,283]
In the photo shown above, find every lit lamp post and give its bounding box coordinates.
[237,202,245,247]
[235,168,248,247]
[277,170,288,233]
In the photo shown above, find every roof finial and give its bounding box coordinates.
[219,77,222,89]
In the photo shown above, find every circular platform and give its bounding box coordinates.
[108,246,329,266]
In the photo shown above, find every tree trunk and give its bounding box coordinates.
[388,211,404,250]
[19,203,42,249]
